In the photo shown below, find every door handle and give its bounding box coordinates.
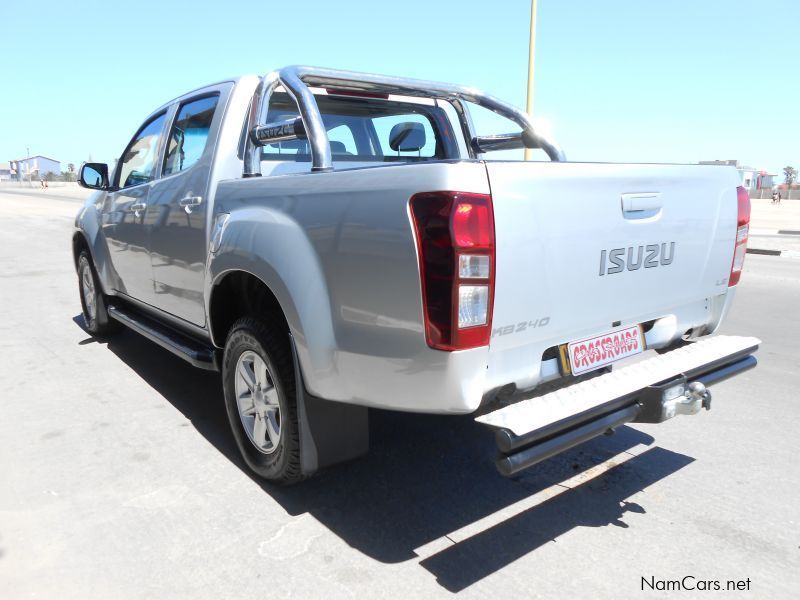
[179,195,203,214]
[621,193,662,217]
[129,202,147,218]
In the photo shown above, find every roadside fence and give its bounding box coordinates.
[0,179,78,189]
[750,188,800,200]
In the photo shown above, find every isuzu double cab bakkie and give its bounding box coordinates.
[74,66,759,484]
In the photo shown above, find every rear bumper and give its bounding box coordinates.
[476,335,760,476]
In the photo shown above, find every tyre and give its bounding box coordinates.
[222,316,303,484]
[77,250,119,336]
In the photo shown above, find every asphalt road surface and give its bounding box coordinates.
[1,187,798,599]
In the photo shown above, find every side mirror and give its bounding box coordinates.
[78,162,111,190]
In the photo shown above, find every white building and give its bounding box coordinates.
[699,160,775,191]
[8,155,61,180]
[0,163,12,181]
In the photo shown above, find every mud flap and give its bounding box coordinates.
[290,337,369,476]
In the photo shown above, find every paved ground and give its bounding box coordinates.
[0,187,798,599]
[748,198,800,256]
[750,197,800,231]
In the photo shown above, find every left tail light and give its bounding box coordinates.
[409,191,495,351]
[729,186,750,287]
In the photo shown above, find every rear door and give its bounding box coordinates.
[147,86,227,326]
[102,111,168,303]
[485,161,739,358]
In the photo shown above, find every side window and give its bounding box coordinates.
[262,139,309,157]
[328,124,357,155]
[260,122,356,157]
[261,107,308,157]
[117,113,167,188]
[163,95,219,176]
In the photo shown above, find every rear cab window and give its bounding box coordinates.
[260,92,458,165]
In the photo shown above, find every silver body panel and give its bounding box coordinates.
[101,183,155,303]
[209,161,492,412]
[75,70,743,414]
[147,82,234,325]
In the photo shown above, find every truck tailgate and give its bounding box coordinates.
[484,161,741,389]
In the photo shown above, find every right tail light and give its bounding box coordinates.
[729,186,750,287]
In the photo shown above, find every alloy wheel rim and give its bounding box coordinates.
[234,350,282,454]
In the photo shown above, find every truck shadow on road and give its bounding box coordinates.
[83,322,695,593]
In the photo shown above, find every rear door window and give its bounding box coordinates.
[163,94,219,176]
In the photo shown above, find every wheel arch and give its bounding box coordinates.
[204,202,341,399]
[206,256,338,401]
[72,202,116,295]
[208,270,291,349]
[72,230,90,271]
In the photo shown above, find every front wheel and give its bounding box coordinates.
[222,317,303,485]
[77,250,119,336]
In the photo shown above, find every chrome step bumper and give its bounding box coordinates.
[476,335,760,476]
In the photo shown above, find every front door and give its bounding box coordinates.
[102,112,168,304]
[147,92,224,326]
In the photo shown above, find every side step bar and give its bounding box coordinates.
[477,335,760,477]
[107,304,219,371]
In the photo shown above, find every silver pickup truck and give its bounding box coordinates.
[75,66,759,484]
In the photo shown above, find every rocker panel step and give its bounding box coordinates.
[107,304,219,371]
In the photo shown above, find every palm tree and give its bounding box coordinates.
[784,166,797,187]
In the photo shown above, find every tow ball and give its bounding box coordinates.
[665,381,712,418]
[636,379,712,423]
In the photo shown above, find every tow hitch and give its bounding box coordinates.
[636,378,712,423]
[477,336,759,476]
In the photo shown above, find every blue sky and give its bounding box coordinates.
[0,0,795,176]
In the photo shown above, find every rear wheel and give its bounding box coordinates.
[222,317,303,485]
[77,251,119,336]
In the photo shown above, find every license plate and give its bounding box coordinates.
[564,325,645,376]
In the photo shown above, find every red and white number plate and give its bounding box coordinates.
[567,325,644,376]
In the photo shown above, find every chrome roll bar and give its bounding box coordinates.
[243,65,566,176]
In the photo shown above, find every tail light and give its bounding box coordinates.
[729,186,750,287]
[410,191,495,351]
